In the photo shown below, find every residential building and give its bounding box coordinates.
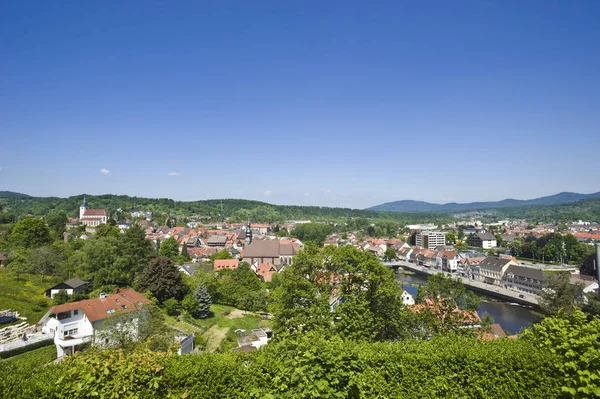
[472,257,517,286]
[214,259,239,271]
[468,232,497,249]
[40,289,151,358]
[401,291,415,305]
[257,263,277,282]
[503,265,544,294]
[45,278,91,298]
[439,251,459,273]
[79,197,108,227]
[416,231,446,250]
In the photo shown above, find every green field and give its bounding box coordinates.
[164,304,270,352]
[0,345,56,367]
[0,270,61,324]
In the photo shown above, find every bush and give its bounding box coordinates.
[163,298,180,316]
[0,334,562,398]
[0,338,53,359]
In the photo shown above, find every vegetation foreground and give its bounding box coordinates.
[2,309,600,399]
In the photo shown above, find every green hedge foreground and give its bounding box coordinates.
[0,335,561,399]
[2,309,599,398]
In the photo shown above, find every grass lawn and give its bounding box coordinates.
[164,304,271,352]
[0,345,56,367]
[0,270,61,324]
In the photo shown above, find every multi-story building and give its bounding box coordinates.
[502,265,544,294]
[468,232,497,249]
[471,257,517,286]
[416,231,446,250]
[79,197,108,227]
[41,289,151,358]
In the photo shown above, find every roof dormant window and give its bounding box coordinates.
[106,309,115,314]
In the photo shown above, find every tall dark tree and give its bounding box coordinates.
[194,283,212,319]
[139,257,187,303]
[180,244,190,261]
[116,225,155,283]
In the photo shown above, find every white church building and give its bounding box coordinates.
[79,197,108,227]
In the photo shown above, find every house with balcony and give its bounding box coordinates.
[40,288,151,358]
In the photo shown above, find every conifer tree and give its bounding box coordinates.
[194,283,212,319]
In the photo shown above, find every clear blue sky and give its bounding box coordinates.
[1,1,599,209]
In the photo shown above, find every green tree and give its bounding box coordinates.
[116,225,155,284]
[8,217,52,249]
[445,231,456,244]
[291,223,333,246]
[94,223,120,239]
[158,237,179,260]
[180,244,190,261]
[138,257,187,303]
[194,283,212,319]
[162,298,180,316]
[95,304,173,353]
[384,247,396,260]
[210,249,232,261]
[45,211,68,237]
[539,272,583,315]
[521,309,600,397]
[52,289,70,305]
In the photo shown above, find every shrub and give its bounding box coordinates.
[163,298,180,316]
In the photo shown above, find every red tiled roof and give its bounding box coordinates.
[257,263,277,282]
[50,288,151,323]
[214,259,239,270]
[83,209,106,216]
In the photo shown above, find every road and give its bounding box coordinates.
[383,260,539,306]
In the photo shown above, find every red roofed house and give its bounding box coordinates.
[214,259,239,271]
[257,263,277,282]
[79,197,108,227]
[40,288,151,358]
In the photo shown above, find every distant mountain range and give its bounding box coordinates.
[367,191,600,213]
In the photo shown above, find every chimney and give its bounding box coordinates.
[99,293,107,300]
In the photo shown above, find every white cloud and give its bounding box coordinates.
[304,192,311,196]
[168,172,181,177]
[100,168,111,175]
[263,190,273,197]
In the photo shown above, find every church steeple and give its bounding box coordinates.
[80,196,89,219]
[245,219,253,245]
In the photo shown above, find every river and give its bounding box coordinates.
[396,273,541,335]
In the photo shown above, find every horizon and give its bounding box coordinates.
[2,188,599,210]
[1,1,599,208]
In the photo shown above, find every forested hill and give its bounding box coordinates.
[491,198,600,223]
[368,191,600,213]
[0,193,450,224]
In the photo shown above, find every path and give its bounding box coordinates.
[204,325,229,352]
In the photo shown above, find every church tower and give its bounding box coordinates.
[245,220,253,246]
[79,196,89,219]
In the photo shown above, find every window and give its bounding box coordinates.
[121,305,127,310]
[73,310,79,316]
[57,311,70,320]
[64,328,78,337]
[106,309,115,314]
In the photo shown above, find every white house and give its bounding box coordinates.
[40,289,151,358]
[401,291,415,306]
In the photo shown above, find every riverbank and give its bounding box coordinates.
[384,260,539,307]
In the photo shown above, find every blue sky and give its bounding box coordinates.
[1,1,599,209]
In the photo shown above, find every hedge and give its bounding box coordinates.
[0,335,562,398]
[0,337,53,359]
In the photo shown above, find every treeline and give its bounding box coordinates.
[507,232,595,265]
[491,198,600,223]
[0,192,451,224]
[2,310,600,398]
